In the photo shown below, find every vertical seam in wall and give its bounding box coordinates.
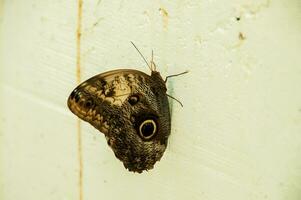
[76,0,83,200]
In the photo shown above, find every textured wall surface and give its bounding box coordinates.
[1,0,301,200]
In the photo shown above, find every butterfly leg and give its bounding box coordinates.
[165,70,189,82]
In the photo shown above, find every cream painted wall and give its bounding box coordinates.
[1,0,301,200]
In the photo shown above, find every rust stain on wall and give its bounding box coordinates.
[77,1,83,84]
[239,32,246,40]
[76,0,83,200]
[159,7,169,29]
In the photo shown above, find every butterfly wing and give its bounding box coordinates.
[68,69,148,134]
[67,69,170,172]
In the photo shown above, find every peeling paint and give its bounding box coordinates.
[159,7,169,29]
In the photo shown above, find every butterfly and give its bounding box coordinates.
[67,42,187,173]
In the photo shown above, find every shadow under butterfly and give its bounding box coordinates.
[67,42,188,173]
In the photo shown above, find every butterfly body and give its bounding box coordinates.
[68,69,170,173]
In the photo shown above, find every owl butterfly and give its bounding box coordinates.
[67,42,187,173]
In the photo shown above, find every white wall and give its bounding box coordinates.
[1,0,301,200]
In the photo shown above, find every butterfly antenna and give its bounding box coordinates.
[151,50,154,71]
[167,94,183,107]
[131,41,152,72]
[151,50,157,71]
